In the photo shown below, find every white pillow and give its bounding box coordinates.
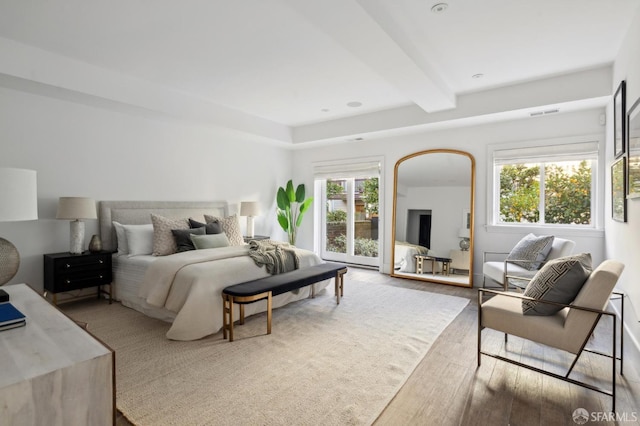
[112,221,128,255]
[124,224,154,256]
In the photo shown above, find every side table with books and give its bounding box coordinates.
[0,283,115,424]
[0,301,26,331]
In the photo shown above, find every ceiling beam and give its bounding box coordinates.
[282,0,456,113]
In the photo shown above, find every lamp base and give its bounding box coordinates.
[0,237,20,285]
[459,238,470,251]
[70,220,85,255]
[246,216,255,239]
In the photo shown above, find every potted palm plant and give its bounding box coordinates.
[276,180,313,245]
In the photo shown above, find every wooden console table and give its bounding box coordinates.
[0,284,115,425]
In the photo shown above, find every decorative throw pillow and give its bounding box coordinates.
[189,218,223,234]
[151,214,189,256]
[204,214,244,246]
[522,253,592,316]
[506,234,555,270]
[171,227,205,252]
[190,233,231,249]
[124,224,154,257]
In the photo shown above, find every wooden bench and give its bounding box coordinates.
[221,262,347,341]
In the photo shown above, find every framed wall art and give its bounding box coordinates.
[611,156,626,222]
[613,80,626,158]
[627,96,640,198]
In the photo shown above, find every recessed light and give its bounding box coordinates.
[321,108,330,112]
[472,73,484,79]
[346,101,363,108]
[431,3,448,13]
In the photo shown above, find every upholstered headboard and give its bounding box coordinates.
[99,200,229,252]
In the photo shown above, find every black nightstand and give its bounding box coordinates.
[43,251,113,305]
[243,235,270,243]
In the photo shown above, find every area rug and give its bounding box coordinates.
[64,277,468,426]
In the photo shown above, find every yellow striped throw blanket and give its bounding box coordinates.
[248,240,300,275]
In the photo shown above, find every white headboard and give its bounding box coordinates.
[99,200,229,252]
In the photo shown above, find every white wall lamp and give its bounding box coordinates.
[240,201,261,238]
[56,197,97,254]
[0,168,38,293]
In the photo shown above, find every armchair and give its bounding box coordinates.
[478,259,624,411]
[483,236,575,290]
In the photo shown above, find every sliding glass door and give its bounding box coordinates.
[319,176,379,267]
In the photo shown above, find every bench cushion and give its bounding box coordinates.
[223,262,346,298]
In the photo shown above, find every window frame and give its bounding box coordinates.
[486,135,605,237]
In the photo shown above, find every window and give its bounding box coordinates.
[492,141,598,227]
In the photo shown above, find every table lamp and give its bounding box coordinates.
[240,201,260,238]
[0,168,38,297]
[458,227,470,251]
[56,197,97,254]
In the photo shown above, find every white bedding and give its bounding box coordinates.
[394,241,432,273]
[133,245,328,341]
[112,254,177,323]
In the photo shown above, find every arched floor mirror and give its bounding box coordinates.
[391,149,475,287]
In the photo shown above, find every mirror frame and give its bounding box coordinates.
[390,149,475,287]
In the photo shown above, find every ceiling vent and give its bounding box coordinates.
[529,108,559,117]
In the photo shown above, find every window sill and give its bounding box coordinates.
[485,224,604,238]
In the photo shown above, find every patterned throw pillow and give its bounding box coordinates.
[522,253,592,316]
[506,234,555,270]
[204,214,244,246]
[151,214,189,256]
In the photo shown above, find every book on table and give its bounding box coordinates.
[0,302,27,330]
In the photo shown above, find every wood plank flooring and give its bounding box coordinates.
[113,267,639,425]
[368,268,640,426]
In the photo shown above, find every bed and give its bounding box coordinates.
[99,201,330,341]
[394,241,439,273]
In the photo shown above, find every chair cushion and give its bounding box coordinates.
[481,292,570,350]
[522,253,592,315]
[506,234,554,270]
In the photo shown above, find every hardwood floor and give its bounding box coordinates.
[115,267,639,425]
[367,268,640,426]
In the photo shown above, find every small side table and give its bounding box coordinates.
[43,251,113,305]
[415,254,452,276]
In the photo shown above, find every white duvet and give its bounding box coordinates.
[139,246,327,340]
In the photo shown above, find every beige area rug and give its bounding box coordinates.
[64,276,468,426]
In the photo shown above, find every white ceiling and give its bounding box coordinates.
[0,0,637,145]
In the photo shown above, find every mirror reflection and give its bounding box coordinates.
[391,149,475,287]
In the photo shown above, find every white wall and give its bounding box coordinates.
[293,108,606,283]
[0,86,293,290]
[610,6,640,369]
[397,186,469,254]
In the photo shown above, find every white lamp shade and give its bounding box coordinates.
[0,168,38,222]
[458,228,470,239]
[56,197,97,220]
[240,201,261,217]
